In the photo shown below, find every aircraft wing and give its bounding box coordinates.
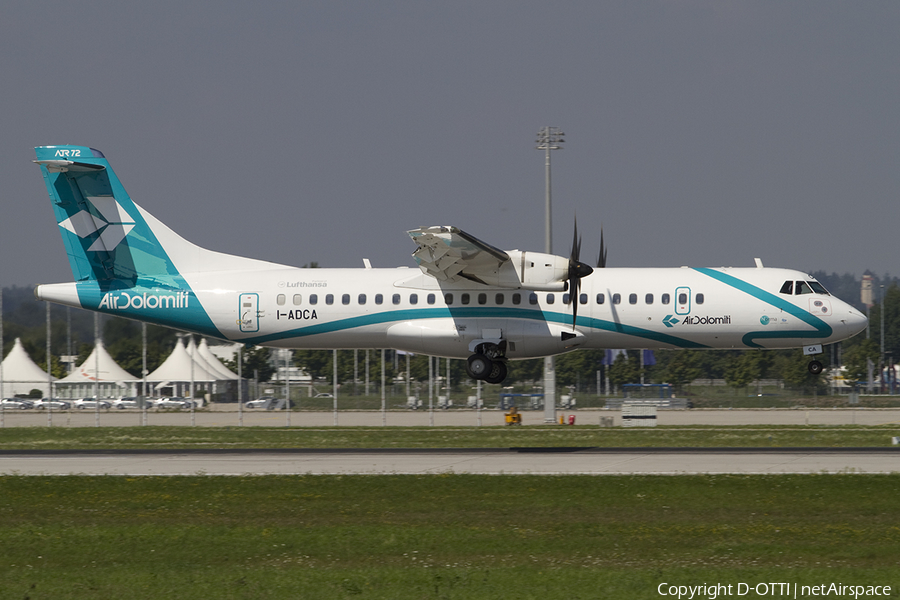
[407,226,511,285]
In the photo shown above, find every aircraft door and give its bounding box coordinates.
[675,287,691,315]
[239,293,260,332]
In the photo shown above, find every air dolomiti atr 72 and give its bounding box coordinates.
[32,145,867,383]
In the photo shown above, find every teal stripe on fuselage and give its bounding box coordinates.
[242,305,708,348]
[693,267,832,347]
[565,313,710,349]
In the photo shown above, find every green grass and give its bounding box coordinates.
[0,474,898,599]
[1,424,899,450]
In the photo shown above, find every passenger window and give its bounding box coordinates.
[495,293,504,305]
[293,294,302,305]
[678,293,688,305]
[645,293,653,305]
[276,294,286,306]
[310,294,318,305]
[596,293,605,304]
[629,293,637,305]
[326,294,334,305]
[410,294,418,305]
[512,293,521,305]
[342,294,350,305]
[795,281,813,295]
[580,293,587,305]
[392,294,401,305]
[427,293,435,305]
[375,294,383,305]
[696,293,704,305]
[780,281,793,295]
[358,294,366,305]
[661,293,670,305]
[461,293,470,305]
[612,293,621,305]
[562,293,570,304]
[528,293,538,305]
[546,293,555,304]
[444,293,453,305]
[477,293,487,305]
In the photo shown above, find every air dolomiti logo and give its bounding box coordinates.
[99,291,190,311]
[57,196,135,252]
[681,314,732,325]
[663,314,731,328]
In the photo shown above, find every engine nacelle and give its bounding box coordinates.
[505,251,569,291]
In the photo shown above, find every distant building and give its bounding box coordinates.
[55,340,138,399]
[0,338,56,397]
[146,336,241,403]
[861,271,874,308]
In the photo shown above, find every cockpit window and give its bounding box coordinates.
[779,281,793,295]
[809,281,830,295]
[795,281,813,295]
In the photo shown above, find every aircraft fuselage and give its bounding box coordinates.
[36,264,867,360]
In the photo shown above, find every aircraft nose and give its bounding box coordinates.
[841,306,868,339]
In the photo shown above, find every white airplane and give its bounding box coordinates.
[32,145,867,383]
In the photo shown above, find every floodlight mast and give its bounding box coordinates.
[535,127,564,423]
[535,127,564,255]
[880,285,885,392]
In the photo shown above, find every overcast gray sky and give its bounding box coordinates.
[2,2,898,287]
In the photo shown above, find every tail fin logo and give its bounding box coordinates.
[58,197,136,252]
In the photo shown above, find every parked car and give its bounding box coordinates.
[112,397,143,409]
[74,398,112,410]
[0,398,34,409]
[155,397,191,409]
[245,397,276,409]
[33,398,71,410]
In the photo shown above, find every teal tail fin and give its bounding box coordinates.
[34,145,180,283]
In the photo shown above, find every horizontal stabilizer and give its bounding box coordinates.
[33,160,106,173]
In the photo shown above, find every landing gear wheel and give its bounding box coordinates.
[466,354,493,380]
[808,360,823,375]
[484,361,508,385]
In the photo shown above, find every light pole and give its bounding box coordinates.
[536,127,564,255]
[536,127,564,423]
[880,285,885,392]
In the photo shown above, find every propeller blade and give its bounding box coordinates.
[597,226,607,268]
[567,217,593,329]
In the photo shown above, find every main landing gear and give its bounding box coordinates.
[807,360,823,375]
[466,343,508,384]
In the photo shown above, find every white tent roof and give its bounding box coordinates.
[185,337,223,381]
[206,341,241,363]
[146,337,220,383]
[58,340,136,383]
[0,338,56,382]
[196,339,238,380]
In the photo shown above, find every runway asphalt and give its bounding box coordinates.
[1,448,897,476]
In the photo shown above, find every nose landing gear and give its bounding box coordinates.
[803,344,825,376]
